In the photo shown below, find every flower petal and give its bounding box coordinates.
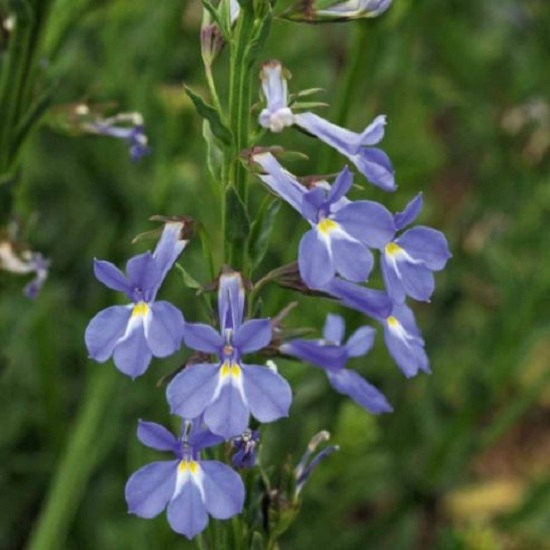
[352,147,396,191]
[323,314,345,344]
[113,319,153,378]
[167,480,208,539]
[204,384,249,439]
[394,193,423,230]
[345,325,376,357]
[218,271,245,333]
[201,461,245,519]
[333,200,395,248]
[326,369,393,414]
[183,322,223,353]
[233,318,272,353]
[327,166,353,204]
[241,364,292,422]
[145,301,185,357]
[298,229,334,288]
[254,152,306,213]
[125,252,162,296]
[85,305,132,362]
[280,340,346,372]
[397,226,451,270]
[125,460,178,519]
[93,259,131,295]
[321,277,393,319]
[137,420,178,452]
[167,363,220,419]
[153,221,188,281]
[330,233,373,282]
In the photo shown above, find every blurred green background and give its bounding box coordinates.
[1,0,549,548]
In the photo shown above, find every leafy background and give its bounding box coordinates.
[0,0,549,548]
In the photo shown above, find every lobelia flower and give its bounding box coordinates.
[125,418,245,539]
[316,0,392,20]
[258,60,396,191]
[85,220,188,378]
[253,151,395,289]
[83,111,150,162]
[382,302,430,378]
[0,239,50,299]
[231,428,260,468]
[167,270,292,439]
[294,431,339,497]
[280,314,392,413]
[381,193,452,303]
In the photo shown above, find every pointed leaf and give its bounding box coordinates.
[184,85,233,146]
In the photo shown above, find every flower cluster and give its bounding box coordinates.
[84,0,453,542]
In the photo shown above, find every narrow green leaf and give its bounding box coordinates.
[248,197,281,270]
[202,120,223,182]
[174,263,202,290]
[184,85,233,146]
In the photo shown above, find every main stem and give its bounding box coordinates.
[223,8,255,272]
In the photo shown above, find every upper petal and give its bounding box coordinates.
[153,221,189,281]
[322,277,393,320]
[323,314,345,344]
[218,271,245,333]
[125,460,178,519]
[93,259,131,296]
[85,305,132,362]
[125,252,163,300]
[327,166,353,204]
[352,147,396,191]
[345,325,376,357]
[183,322,223,353]
[233,318,272,353]
[280,340,347,372]
[137,420,178,452]
[294,112,361,153]
[394,193,423,230]
[201,461,245,519]
[253,152,306,213]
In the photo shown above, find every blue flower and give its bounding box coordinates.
[84,112,150,162]
[0,239,50,299]
[294,431,339,497]
[281,314,392,414]
[85,221,188,378]
[316,0,392,20]
[253,152,395,289]
[167,270,292,439]
[231,429,260,468]
[381,193,452,303]
[258,60,395,191]
[382,303,430,377]
[125,419,245,539]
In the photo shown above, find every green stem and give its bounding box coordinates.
[27,367,118,550]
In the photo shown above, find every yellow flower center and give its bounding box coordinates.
[220,362,242,379]
[385,242,403,256]
[132,301,149,317]
[178,460,199,475]
[317,218,338,235]
[387,315,399,328]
